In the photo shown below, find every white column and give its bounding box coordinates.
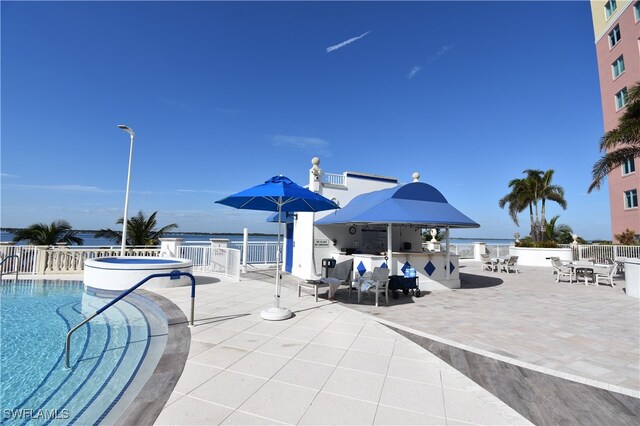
[159,238,183,258]
[242,228,249,273]
[387,223,394,275]
[445,227,450,279]
[473,242,486,261]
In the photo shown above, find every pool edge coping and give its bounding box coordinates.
[114,288,190,426]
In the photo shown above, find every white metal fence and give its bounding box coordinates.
[178,245,241,281]
[229,241,279,265]
[0,245,39,275]
[560,244,640,262]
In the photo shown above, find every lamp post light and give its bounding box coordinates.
[117,124,135,257]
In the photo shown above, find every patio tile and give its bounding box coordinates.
[324,320,365,335]
[312,330,358,349]
[173,361,223,394]
[220,331,272,351]
[386,356,442,386]
[374,405,448,425]
[238,381,318,424]
[298,391,377,425]
[154,394,234,425]
[191,326,239,344]
[339,349,391,375]
[322,367,386,403]
[379,377,445,417]
[276,324,322,342]
[350,335,396,357]
[189,344,249,369]
[271,358,335,390]
[294,343,348,366]
[227,351,291,379]
[255,336,306,357]
[221,410,286,425]
[189,370,267,409]
[186,339,215,359]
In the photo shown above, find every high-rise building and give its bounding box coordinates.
[590,0,640,241]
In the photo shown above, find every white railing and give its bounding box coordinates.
[320,172,345,186]
[423,243,511,259]
[42,247,161,273]
[0,245,39,275]
[562,244,640,262]
[229,241,280,265]
[178,245,241,281]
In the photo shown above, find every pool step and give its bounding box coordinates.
[9,295,150,426]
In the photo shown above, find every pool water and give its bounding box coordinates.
[0,280,168,425]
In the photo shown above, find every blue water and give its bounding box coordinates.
[0,231,278,246]
[0,280,161,425]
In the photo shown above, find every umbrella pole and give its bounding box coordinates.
[275,204,282,308]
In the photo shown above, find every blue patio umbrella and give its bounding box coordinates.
[216,175,339,320]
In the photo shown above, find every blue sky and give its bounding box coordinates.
[1,1,611,240]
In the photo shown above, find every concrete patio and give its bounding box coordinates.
[151,259,639,425]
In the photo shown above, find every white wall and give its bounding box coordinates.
[291,159,400,280]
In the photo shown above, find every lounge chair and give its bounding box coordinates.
[501,256,519,274]
[357,266,390,307]
[297,259,353,302]
[551,258,572,283]
[480,253,497,272]
[594,263,618,287]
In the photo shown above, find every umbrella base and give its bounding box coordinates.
[260,306,293,321]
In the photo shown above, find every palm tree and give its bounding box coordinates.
[12,220,84,246]
[544,216,573,243]
[95,211,178,246]
[499,169,567,242]
[589,81,640,192]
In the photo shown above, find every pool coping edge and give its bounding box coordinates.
[114,288,190,426]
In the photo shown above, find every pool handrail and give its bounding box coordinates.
[0,255,20,281]
[65,270,196,369]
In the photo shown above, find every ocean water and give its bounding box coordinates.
[1,230,511,246]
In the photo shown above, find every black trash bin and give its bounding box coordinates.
[322,258,336,278]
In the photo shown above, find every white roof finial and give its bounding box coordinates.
[311,157,320,166]
[412,172,420,182]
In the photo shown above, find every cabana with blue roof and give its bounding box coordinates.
[311,170,479,291]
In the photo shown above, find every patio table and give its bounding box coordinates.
[566,262,610,285]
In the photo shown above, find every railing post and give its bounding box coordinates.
[242,228,248,273]
[35,246,48,275]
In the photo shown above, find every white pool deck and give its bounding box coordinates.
[152,272,530,425]
[22,258,638,425]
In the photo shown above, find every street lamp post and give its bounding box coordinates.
[117,125,135,257]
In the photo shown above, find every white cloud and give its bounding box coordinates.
[269,135,332,157]
[426,44,454,64]
[407,66,422,79]
[1,173,20,178]
[326,31,371,53]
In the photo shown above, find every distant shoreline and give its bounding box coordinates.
[0,228,278,237]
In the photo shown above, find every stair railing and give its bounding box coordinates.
[65,270,196,368]
[0,255,20,281]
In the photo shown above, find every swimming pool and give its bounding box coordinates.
[0,280,168,425]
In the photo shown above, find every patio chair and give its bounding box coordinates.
[480,253,497,272]
[363,266,391,307]
[501,256,519,274]
[548,257,560,275]
[594,263,618,288]
[297,259,353,302]
[551,258,572,283]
